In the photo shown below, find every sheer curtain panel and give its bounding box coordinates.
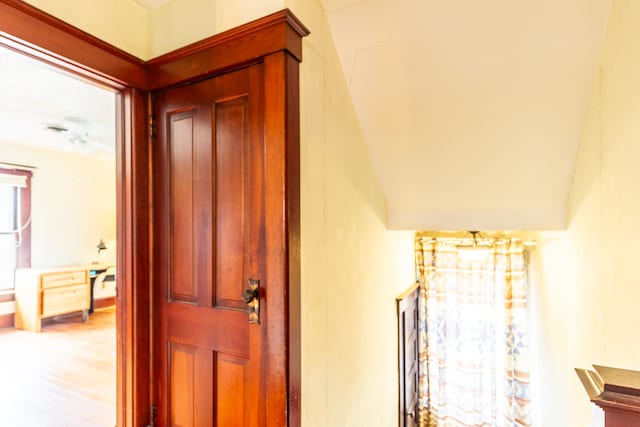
[415,237,531,427]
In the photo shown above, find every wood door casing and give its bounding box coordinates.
[154,65,265,427]
[397,283,420,427]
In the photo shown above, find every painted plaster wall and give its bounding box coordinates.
[23,0,285,60]
[23,0,149,59]
[532,1,640,425]
[0,141,116,268]
[285,1,416,425]
[529,235,575,426]
[147,0,284,57]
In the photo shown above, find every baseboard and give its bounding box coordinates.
[0,313,14,328]
[94,297,116,310]
[0,292,15,303]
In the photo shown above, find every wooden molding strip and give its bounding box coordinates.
[0,2,309,92]
[94,297,116,311]
[146,9,310,90]
[0,292,15,303]
[0,0,146,88]
[0,313,14,328]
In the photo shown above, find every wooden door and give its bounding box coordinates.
[153,64,267,427]
[397,283,420,427]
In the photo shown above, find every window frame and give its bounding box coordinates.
[0,167,32,290]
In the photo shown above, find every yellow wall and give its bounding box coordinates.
[23,0,285,60]
[0,142,117,268]
[23,0,149,59]
[533,0,640,425]
[286,1,416,425]
[147,0,284,57]
[529,235,576,426]
[569,0,640,416]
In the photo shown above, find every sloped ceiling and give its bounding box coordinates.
[323,0,612,230]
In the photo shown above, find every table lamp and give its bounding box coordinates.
[94,238,107,264]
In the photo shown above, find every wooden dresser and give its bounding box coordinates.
[14,266,92,332]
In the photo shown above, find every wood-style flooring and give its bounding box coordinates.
[0,307,116,427]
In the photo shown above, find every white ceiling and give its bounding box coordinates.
[324,0,612,230]
[0,46,116,159]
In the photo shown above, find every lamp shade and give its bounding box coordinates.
[97,239,107,251]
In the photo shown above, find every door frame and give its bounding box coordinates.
[0,1,307,426]
[0,2,151,426]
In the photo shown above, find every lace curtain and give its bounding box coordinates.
[415,237,531,427]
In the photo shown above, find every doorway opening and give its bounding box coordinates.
[0,3,152,426]
[0,44,118,426]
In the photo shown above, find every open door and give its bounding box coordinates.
[397,283,419,427]
[148,11,308,427]
[153,64,266,426]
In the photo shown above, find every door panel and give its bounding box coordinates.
[155,65,265,427]
[215,96,250,310]
[397,283,419,427]
[169,109,197,303]
[215,353,249,425]
[169,343,197,427]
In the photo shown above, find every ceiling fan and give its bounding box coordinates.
[43,116,111,154]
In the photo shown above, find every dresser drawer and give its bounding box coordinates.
[41,284,89,317]
[41,271,86,289]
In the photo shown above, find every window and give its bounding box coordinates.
[414,235,532,427]
[0,168,32,291]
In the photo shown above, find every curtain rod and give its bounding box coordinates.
[416,233,537,247]
[0,162,37,171]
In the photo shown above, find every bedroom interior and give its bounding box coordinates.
[1,0,640,426]
[0,44,117,426]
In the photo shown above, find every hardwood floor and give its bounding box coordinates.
[0,307,116,427]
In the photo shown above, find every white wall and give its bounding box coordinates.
[0,142,116,268]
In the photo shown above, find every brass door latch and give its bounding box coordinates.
[241,278,260,324]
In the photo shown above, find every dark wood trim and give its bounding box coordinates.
[0,167,32,272]
[0,313,14,328]
[93,297,116,310]
[18,171,31,269]
[285,52,302,427]
[146,9,309,90]
[0,0,146,88]
[0,292,14,303]
[115,87,150,427]
[263,51,298,426]
[397,283,420,427]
